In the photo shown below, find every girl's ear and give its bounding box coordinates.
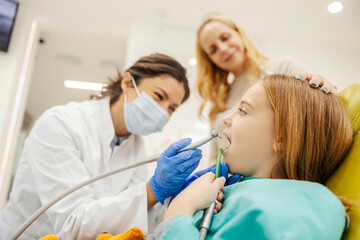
[274,138,285,152]
[273,142,284,152]
[120,72,133,93]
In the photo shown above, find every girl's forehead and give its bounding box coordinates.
[243,83,263,100]
[242,83,271,109]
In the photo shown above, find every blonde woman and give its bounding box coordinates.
[149,74,353,239]
[196,15,337,163]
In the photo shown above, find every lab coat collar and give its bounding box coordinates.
[97,97,116,147]
[96,97,136,160]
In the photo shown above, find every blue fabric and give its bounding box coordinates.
[160,179,346,240]
[173,163,241,198]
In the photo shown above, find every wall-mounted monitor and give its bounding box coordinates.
[0,0,19,52]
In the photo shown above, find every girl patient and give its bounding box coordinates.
[149,74,353,239]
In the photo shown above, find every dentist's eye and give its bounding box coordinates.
[155,92,164,100]
[238,107,247,115]
[169,106,175,113]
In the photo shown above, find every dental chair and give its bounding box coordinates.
[326,83,360,240]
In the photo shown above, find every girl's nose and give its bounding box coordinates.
[223,114,232,127]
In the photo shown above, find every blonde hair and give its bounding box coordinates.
[262,74,353,184]
[196,15,268,121]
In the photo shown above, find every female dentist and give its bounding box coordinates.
[0,53,202,240]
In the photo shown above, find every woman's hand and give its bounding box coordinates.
[297,72,337,94]
[165,172,226,219]
[173,162,241,198]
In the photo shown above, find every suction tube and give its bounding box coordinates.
[11,131,218,240]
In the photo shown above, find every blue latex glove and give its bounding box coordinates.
[173,163,241,197]
[149,138,202,204]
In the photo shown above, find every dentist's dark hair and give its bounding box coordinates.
[93,53,190,105]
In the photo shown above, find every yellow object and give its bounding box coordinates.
[39,228,145,240]
[38,234,58,240]
[327,83,360,240]
[96,232,114,240]
[96,228,145,240]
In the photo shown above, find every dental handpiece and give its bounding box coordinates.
[140,130,218,163]
[178,130,218,152]
[11,131,219,240]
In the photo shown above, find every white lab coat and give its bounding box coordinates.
[0,97,166,240]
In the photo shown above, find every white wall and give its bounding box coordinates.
[27,28,127,122]
[0,5,39,209]
[257,39,360,91]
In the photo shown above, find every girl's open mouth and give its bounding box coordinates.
[227,138,231,149]
[222,132,231,149]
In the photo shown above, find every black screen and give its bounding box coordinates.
[0,0,19,52]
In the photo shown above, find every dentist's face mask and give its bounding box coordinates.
[123,77,170,135]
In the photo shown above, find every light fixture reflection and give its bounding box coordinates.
[188,57,197,66]
[64,80,104,91]
[328,2,343,14]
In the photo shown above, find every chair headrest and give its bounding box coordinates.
[338,83,360,136]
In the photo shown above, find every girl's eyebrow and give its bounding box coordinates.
[239,100,254,110]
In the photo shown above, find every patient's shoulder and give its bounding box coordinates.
[223,179,346,239]
[228,179,343,211]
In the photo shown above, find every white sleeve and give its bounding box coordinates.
[27,112,152,239]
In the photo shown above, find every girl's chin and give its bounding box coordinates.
[222,158,231,169]
[222,150,231,162]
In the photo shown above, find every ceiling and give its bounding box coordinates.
[21,0,360,52]
[21,0,360,125]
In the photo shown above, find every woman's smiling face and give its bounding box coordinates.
[199,21,246,76]
[222,82,277,178]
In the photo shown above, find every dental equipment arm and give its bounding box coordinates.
[11,131,218,240]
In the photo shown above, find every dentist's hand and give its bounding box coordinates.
[149,138,202,204]
[173,163,241,198]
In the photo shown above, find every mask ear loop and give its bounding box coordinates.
[131,76,141,96]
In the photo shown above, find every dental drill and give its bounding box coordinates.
[11,131,218,240]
